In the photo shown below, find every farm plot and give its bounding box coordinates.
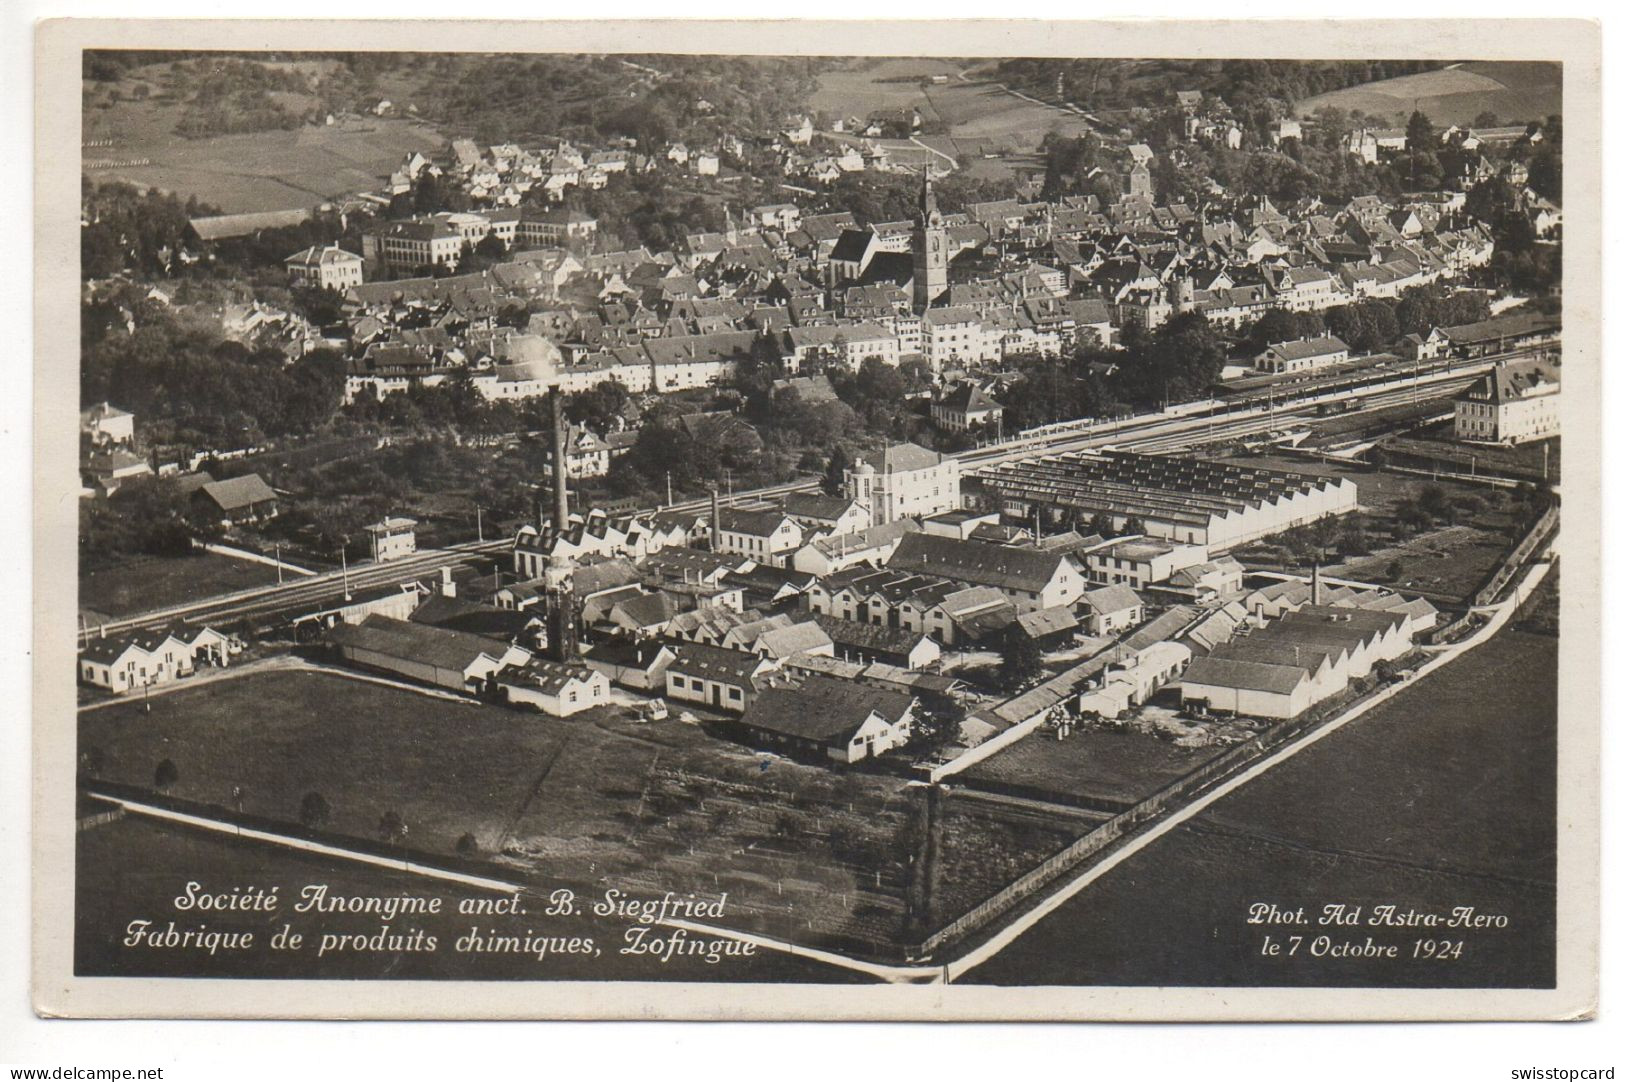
[78,668,1062,953]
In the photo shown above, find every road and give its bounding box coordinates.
[93,345,1533,636]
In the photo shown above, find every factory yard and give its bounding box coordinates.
[1222,452,1542,604]
[76,667,1079,955]
[960,727,1231,810]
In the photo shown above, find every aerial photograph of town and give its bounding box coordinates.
[71,48,1562,989]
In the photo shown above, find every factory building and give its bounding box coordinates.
[972,450,1358,551]
[1178,603,1414,720]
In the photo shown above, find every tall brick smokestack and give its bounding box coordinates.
[550,387,569,530]
[710,486,722,551]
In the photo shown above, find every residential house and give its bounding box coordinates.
[662,642,779,714]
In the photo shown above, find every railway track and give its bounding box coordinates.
[89,343,1545,636]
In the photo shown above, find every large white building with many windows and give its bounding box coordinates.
[844,442,961,526]
[1453,360,1561,445]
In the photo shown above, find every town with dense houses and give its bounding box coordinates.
[73,52,1563,977]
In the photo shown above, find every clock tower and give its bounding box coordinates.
[912,168,949,314]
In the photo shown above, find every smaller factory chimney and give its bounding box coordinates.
[710,486,722,552]
[1311,562,1323,607]
[550,388,570,530]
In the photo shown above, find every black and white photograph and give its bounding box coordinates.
[25,17,1602,1027]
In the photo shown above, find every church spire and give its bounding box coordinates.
[918,166,939,222]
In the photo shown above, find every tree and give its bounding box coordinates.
[299,791,331,830]
[378,810,408,844]
[153,758,179,791]
[456,832,479,856]
[1406,109,1437,152]
[822,445,852,496]
[998,626,1044,693]
[906,704,964,755]
[1417,483,1452,522]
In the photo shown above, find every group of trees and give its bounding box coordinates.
[81,180,220,280]
[82,295,347,450]
[996,59,1445,121]
[1003,310,1227,433]
[1245,283,1492,355]
[398,53,823,153]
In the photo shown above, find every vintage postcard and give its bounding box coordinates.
[33,18,1600,1020]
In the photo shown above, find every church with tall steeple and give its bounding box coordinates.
[911,167,949,314]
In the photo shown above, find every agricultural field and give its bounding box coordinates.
[1296,60,1561,127]
[964,626,1557,988]
[811,58,1093,175]
[75,815,869,982]
[79,550,280,622]
[76,667,1065,953]
[83,58,444,212]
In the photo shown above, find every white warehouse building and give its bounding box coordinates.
[973,450,1359,552]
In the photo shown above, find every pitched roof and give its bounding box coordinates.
[328,615,521,673]
[502,659,599,695]
[783,491,860,523]
[717,506,795,538]
[1082,584,1142,615]
[196,473,277,512]
[611,591,680,629]
[1015,606,1080,639]
[852,442,942,475]
[1260,335,1350,361]
[887,533,1068,594]
[665,642,773,684]
[753,622,835,659]
[739,674,912,745]
[812,613,932,656]
[1181,655,1310,696]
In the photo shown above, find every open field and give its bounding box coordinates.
[77,667,1069,951]
[79,551,280,621]
[82,116,445,212]
[960,728,1229,809]
[84,61,443,212]
[964,626,1557,987]
[75,815,869,982]
[811,58,1092,172]
[1296,60,1561,126]
[809,58,966,117]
